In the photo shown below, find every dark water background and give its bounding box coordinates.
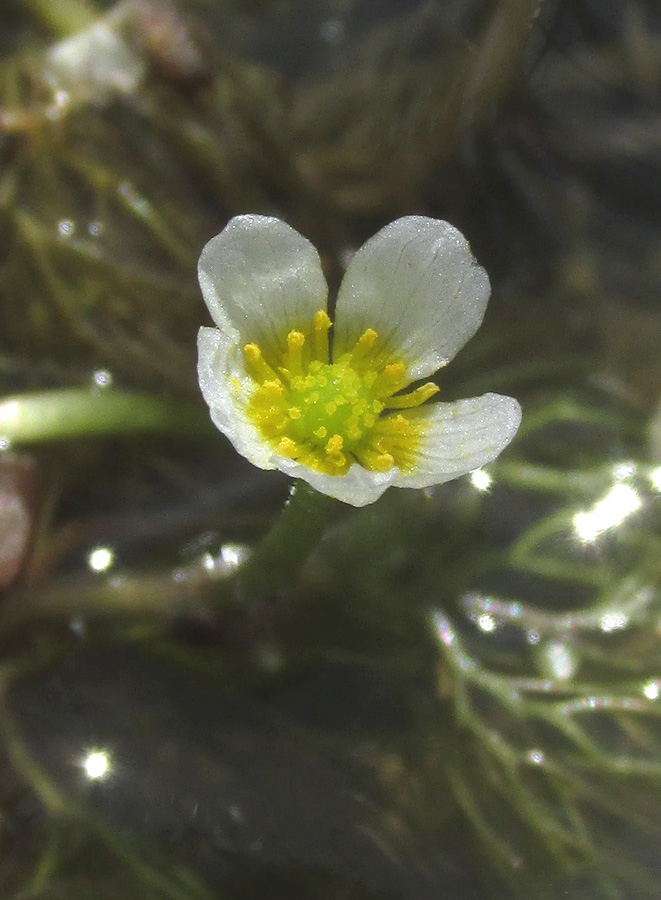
[0,1,660,898]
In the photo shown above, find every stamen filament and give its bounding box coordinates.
[384,382,439,409]
[244,343,279,383]
[286,330,305,376]
[314,310,332,362]
[351,328,378,365]
[371,363,408,399]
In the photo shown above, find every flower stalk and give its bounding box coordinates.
[232,481,342,602]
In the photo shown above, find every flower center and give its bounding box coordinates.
[286,360,380,451]
[243,309,439,476]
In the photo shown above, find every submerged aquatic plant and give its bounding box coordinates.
[197,215,521,505]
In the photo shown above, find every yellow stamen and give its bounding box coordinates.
[351,328,378,365]
[372,363,407,398]
[286,330,305,375]
[385,382,439,409]
[355,447,395,472]
[277,437,300,458]
[251,380,284,406]
[287,406,302,419]
[314,310,332,362]
[325,434,344,456]
[244,343,278,382]
[373,413,409,435]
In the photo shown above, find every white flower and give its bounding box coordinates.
[197,215,521,507]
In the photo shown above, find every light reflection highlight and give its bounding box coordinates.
[469,468,492,491]
[88,546,114,572]
[199,543,250,574]
[58,219,75,238]
[600,611,628,633]
[574,483,642,543]
[650,467,661,492]
[540,640,576,681]
[82,750,110,780]
[643,680,660,700]
[92,369,113,388]
[477,613,497,633]
[613,461,636,481]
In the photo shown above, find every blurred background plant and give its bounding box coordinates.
[0,1,660,899]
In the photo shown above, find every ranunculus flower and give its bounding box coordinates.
[198,215,521,506]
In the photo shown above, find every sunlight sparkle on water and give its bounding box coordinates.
[613,461,636,480]
[541,640,576,681]
[88,546,114,572]
[643,680,660,701]
[600,611,628,633]
[574,483,642,542]
[82,750,110,780]
[469,468,492,491]
[477,613,497,633]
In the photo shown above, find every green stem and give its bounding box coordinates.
[0,388,211,445]
[232,481,343,601]
[14,0,98,37]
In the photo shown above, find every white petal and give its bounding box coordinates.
[393,393,521,489]
[334,217,490,380]
[197,326,276,470]
[198,215,328,363]
[275,457,400,507]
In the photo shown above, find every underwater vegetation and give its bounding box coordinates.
[0,1,660,899]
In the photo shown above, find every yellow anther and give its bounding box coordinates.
[314,309,332,362]
[244,343,278,382]
[244,343,260,363]
[265,412,288,432]
[313,426,327,440]
[326,434,344,456]
[356,448,395,473]
[287,406,302,419]
[315,309,332,330]
[286,330,305,375]
[259,380,284,400]
[372,363,407,398]
[351,328,378,364]
[288,330,305,348]
[325,401,337,415]
[376,413,409,435]
[277,437,299,458]
[385,382,439,409]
